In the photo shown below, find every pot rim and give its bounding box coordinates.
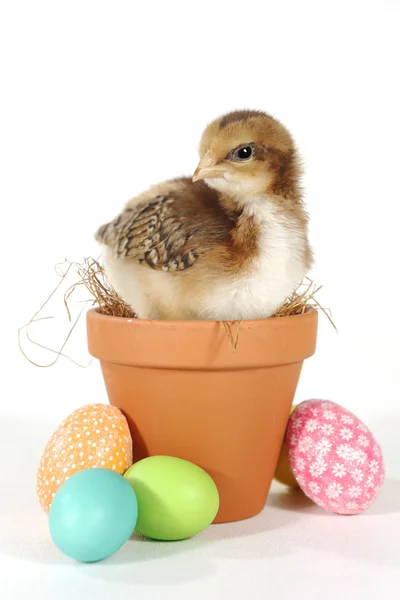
[86,308,318,370]
[87,306,317,328]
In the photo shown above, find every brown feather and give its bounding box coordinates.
[96,180,235,272]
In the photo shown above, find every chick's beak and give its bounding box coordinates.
[192,156,225,182]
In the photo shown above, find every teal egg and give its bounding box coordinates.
[124,456,219,541]
[49,468,138,563]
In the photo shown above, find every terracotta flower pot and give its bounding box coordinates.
[86,309,318,523]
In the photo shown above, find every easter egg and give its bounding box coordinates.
[37,404,132,513]
[124,456,219,540]
[49,468,138,563]
[274,404,299,487]
[286,400,385,514]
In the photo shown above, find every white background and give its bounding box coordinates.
[1,1,399,598]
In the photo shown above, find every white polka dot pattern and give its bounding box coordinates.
[36,404,133,513]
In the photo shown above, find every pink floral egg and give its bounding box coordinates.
[286,400,384,514]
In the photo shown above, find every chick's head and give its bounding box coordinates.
[193,110,300,203]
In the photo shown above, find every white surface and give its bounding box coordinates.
[1,413,399,599]
[2,0,400,419]
[1,0,400,597]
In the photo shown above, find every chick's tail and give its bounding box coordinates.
[95,220,117,247]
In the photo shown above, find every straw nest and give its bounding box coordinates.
[19,257,335,364]
[74,256,334,322]
[68,257,333,319]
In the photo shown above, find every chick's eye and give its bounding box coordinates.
[233,146,254,161]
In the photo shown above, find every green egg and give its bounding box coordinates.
[124,456,219,541]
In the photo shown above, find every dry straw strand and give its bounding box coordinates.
[18,257,135,367]
[223,320,243,352]
[18,261,92,368]
[65,257,136,319]
[19,258,335,364]
[271,276,337,331]
[222,278,336,352]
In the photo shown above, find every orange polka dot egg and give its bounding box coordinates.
[37,404,133,514]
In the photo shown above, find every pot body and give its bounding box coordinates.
[87,310,318,523]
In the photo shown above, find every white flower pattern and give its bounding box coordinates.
[352,450,367,465]
[316,438,332,455]
[348,485,362,499]
[350,468,364,483]
[369,460,379,474]
[298,437,313,453]
[309,462,324,477]
[286,400,384,515]
[339,427,353,441]
[340,414,354,425]
[292,419,303,431]
[309,481,321,495]
[320,423,335,436]
[296,457,306,471]
[332,463,347,478]
[305,419,319,432]
[323,410,337,421]
[325,482,343,499]
[357,434,370,448]
[366,475,374,488]
[315,456,328,473]
[336,444,353,460]
[345,501,359,511]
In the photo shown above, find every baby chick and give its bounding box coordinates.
[95,110,313,320]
